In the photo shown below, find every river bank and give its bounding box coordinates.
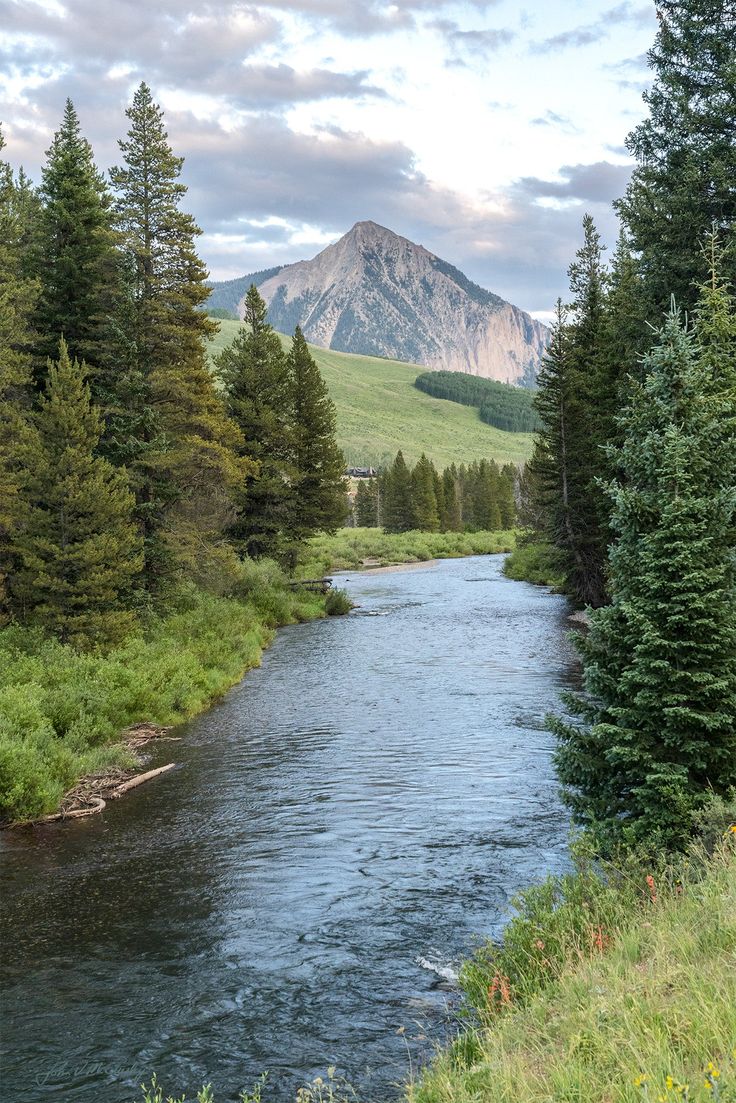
[299,526,516,577]
[0,568,328,826]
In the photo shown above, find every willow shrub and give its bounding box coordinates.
[0,562,325,822]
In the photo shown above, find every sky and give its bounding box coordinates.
[0,0,658,319]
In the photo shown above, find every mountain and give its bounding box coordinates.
[207,222,548,386]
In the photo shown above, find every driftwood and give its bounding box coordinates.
[109,762,176,797]
[6,762,177,829]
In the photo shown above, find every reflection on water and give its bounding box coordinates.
[0,555,579,1103]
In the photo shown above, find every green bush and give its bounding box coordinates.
[325,588,352,615]
[503,540,564,588]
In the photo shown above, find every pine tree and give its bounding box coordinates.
[354,478,378,527]
[498,464,517,529]
[0,128,39,622]
[381,451,414,533]
[217,285,291,559]
[442,465,463,532]
[111,83,246,583]
[10,340,142,649]
[553,303,736,852]
[32,100,122,392]
[410,454,440,531]
[564,215,609,606]
[616,0,736,314]
[286,326,347,556]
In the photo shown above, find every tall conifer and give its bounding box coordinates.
[553,302,736,851]
[217,285,291,559]
[286,326,347,556]
[111,83,245,583]
[33,100,122,392]
[0,129,38,621]
[616,0,736,314]
[11,340,142,649]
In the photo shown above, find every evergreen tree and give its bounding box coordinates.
[10,340,142,649]
[410,454,439,531]
[217,285,291,559]
[616,0,736,314]
[498,464,517,529]
[354,478,379,527]
[111,83,245,583]
[32,100,122,391]
[442,465,463,532]
[564,215,609,606]
[0,128,39,622]
[381,451,414,533]
[286,326,347,555]
[553,303,736,852]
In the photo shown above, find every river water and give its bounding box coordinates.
[0,555,579,1103]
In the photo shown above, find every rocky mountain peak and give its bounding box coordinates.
[210,223,549,386]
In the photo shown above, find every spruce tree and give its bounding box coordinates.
[286,326,347,556]
[381,451,413,533]
[498,464,517,529]
[111,83,245,583]
[616,0,736,314]
[32,100,122,391]
[354,478,378,527]
[11,340,142,649]
[553,303,736,852]
[442,465,463,532]
[217,285,291,559]
[0,128,39,622]
[410,454,440,531]
[563,215,609,606]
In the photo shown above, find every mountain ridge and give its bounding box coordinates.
[207,221,548,386]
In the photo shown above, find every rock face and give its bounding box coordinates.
[228,221,549,385]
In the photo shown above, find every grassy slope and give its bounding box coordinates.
[412,845,736,1103]
[298,527,516,577]
[207,319,534,469]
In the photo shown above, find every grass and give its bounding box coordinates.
[207,320,534,470]
[411,830,736,1103]
[297,527,516,578]
[0,562,325,823]
[503,540,565,589]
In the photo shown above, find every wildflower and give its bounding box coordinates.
[725,824,736,836]
[535,939,545,950]
[633,1074,649,1089]
[488,971,512,1007]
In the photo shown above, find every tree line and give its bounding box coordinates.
[353,451,517,532]
[414,370,541,433]
[0,86,346,651]
[526,0,736,852]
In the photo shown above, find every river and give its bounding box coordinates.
[0,554,579,1103]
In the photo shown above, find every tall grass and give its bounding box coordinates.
[0,563,324,823]
[299,527,516,577]
[412,816,736,1103]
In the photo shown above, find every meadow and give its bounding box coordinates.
[207,320,535,470]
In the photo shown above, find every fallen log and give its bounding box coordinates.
[109,762,176,797]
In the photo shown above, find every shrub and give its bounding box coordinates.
[325,588,352,615]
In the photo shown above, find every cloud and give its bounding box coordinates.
[531,2,654,53]
[516,161,632,203]
[429,18,515,62]
[253,0,499,36]
[530,110,579,132]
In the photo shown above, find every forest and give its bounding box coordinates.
[414,369,541,433]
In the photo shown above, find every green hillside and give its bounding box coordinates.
[207,319,534,469]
